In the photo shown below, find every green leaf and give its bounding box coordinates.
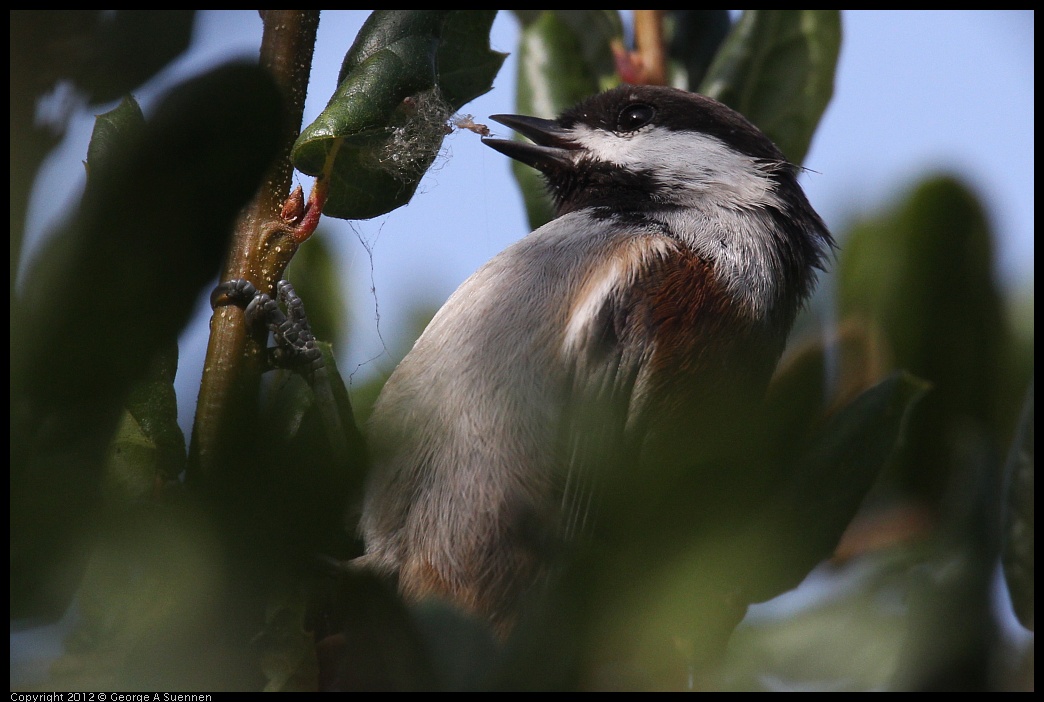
[284,232,348,348]
[103,411,162,504]
[510,11,623,229]
[10,11,195,105]
[11,63,283,622]
[665,10,732,91]
[84,95,146,193]
[700,10,841,164]
[1001,379,1033,631]
[11,12,193,289]
[336,10,445,86]
[437,11,507,110]
[745,371,930,603]
[121,343,186,486]
[293,10,505,220]
[260,341,367,557]
[836,175,1008,503]
[81,10,197,105]
[794,372,928,534]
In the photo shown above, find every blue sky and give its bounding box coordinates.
[22,10,1035,429]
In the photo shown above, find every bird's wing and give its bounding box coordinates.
[555,230,744,543]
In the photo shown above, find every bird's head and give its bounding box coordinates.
[482,85,833,318]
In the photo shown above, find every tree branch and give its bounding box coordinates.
[634,10,667,86]
[189,10,320,482]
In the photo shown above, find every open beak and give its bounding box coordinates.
[481,114,578,173]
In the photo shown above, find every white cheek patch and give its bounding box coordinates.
[565,124,788,317]
[568,124,783,210]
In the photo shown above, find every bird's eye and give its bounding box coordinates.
[617,103,655,132]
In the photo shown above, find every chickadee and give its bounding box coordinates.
[358,85,833,633]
